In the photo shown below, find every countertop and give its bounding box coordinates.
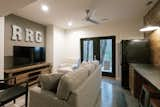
[130,63,160,90]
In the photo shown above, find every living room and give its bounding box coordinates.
[0,0,160,107]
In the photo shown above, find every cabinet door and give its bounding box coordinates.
[121,64,129,89]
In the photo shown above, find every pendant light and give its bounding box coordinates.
[139,25,160,32]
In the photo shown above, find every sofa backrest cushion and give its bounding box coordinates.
[91,60,99,68]
[39,73,64,93]
[56,67,88,101]
[80,62,97,75]
[56,66,73,74]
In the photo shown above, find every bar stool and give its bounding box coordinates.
[139,84,157,107]
[149,98,160,107]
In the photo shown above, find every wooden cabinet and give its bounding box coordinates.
[129,65,135,95]
[133,71,158,98]
[134,71,145,98]
[5,63,51,86]
[129,64,160,99]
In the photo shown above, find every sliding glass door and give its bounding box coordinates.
[100,38,115,76]
[80,36,115,77]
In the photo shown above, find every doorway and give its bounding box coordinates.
[80,36,116,77]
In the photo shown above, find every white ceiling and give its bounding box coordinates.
[14,0,157,29]
[0,0,37,16]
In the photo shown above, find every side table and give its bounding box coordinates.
[0,77,28,107]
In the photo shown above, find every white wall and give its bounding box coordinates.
[46,25,66,68]
[47,18,144,79]
[63,18,144,80]
[0,17,4,80]
[46,25,54,65]
[53,26,66,67]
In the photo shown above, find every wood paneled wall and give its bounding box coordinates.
[150,29,160,66]
[144,1,160,66]
[144,1,160,26]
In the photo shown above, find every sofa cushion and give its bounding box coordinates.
[39,73,64,93]
[91,60,99,68]
[80,63,96,75]
[56,67,88,100]
[56,66,73,74]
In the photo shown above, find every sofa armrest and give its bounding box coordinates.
[67,67,101,107]
[29,86,71,107]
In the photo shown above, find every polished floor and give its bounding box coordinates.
[5,77,138,107]
[101,77,138,107]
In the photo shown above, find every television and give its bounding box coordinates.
[13,46,45,66]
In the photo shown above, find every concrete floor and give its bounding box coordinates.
[101,77,139,107]
[5,77,139,107]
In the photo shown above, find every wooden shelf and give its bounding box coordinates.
[4,62,51,86]
[5,63,50,74]
[29,79,39,86]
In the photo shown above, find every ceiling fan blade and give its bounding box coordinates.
[86,9,91,18]
[101,18,109,22]
[87,18,99,24]
[86,9,96,19]
[91,9,96,17]
[83,0,102,25]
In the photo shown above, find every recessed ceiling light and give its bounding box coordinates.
[139,26,160,32]
[41,4,48,12]
[68,21,72,27]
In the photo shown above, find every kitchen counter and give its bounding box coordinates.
[130,63,160,90]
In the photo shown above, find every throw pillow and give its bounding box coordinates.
[39,73,64,93]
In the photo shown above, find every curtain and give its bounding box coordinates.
[100,39,112,66]
[83,40,93,61]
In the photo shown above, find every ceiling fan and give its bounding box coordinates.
[83,9,109,24]
[84,9,99,24]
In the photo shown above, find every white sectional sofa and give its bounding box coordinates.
[29,62,101,107]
